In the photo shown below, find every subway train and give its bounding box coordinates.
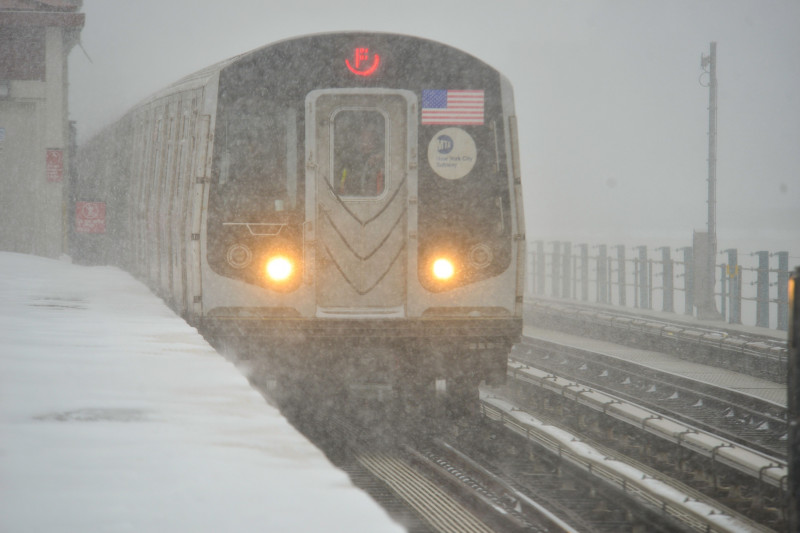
[73,32,525,406]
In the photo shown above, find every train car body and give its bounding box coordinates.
[74,33,525,396]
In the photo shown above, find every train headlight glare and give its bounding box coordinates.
[432,258,455,280]
[266,256,293,282]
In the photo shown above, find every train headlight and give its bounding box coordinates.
[432,258,455,281]
[265,256,293,282]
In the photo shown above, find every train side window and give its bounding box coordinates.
[332,110,386,198]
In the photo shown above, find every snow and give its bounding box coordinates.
[482,394,757,533]
[0,252,404,533]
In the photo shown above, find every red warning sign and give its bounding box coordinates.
[46,149,63,182]
[75,202,106,234]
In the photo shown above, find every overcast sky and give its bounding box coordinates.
[68,1,800,257]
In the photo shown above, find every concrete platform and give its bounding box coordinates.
[0,252,402,533]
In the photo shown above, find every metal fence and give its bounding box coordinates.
[526,241,794,331]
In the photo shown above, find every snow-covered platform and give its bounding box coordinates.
[0,252,403,533]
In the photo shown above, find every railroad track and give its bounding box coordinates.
[251,364,779,532]
[477,393,775,532]
[512,336,787,458]
[501,333,788,530]
[295,399,730,532]
[238,302,791,532]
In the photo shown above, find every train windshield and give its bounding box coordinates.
[332,110,386,198]
[214,107,298,218]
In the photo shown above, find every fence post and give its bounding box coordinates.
[536,241,545,295]
[679,247,694,315]
[551,241,561,298]
[597,244,608,304]
[616,245,626,306]
[647,258,654,310]
[723,249,741,324]
[637,246,649,309]
[562,241,572,299]
[526,248,534,298]
[572,252,578,300]
[579,244,589,301]
[755,251,770,328]
[633,251,639,309]
[777,251,790,331]
[719,264,727,321]
[659,247,674,313]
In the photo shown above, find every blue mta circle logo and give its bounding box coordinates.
[436,135,454,154]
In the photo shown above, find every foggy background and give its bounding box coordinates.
[68,0,800,258]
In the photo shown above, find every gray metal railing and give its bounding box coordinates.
[526,241,795,331]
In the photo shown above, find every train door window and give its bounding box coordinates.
[332,110,386,198]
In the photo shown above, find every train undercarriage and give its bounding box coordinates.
[202,316,519,417]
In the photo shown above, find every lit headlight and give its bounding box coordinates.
[432,258,455,280]
[265,256,293,282]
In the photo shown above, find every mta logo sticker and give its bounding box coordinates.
[427,128,477,180]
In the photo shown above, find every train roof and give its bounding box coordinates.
[135,31,497,108]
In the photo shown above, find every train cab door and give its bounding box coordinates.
[305,89,418,317]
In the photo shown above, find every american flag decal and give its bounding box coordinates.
[421,89,484,125]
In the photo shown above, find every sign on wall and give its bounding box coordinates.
[75,202,106,234]
[46,149,63,182]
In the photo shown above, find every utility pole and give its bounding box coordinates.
[697,42,721,319]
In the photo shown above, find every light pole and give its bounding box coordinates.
[698,42,720,318]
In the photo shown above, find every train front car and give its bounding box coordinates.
[202,33,524,407]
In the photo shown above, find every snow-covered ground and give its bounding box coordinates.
[0,252,403,533]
